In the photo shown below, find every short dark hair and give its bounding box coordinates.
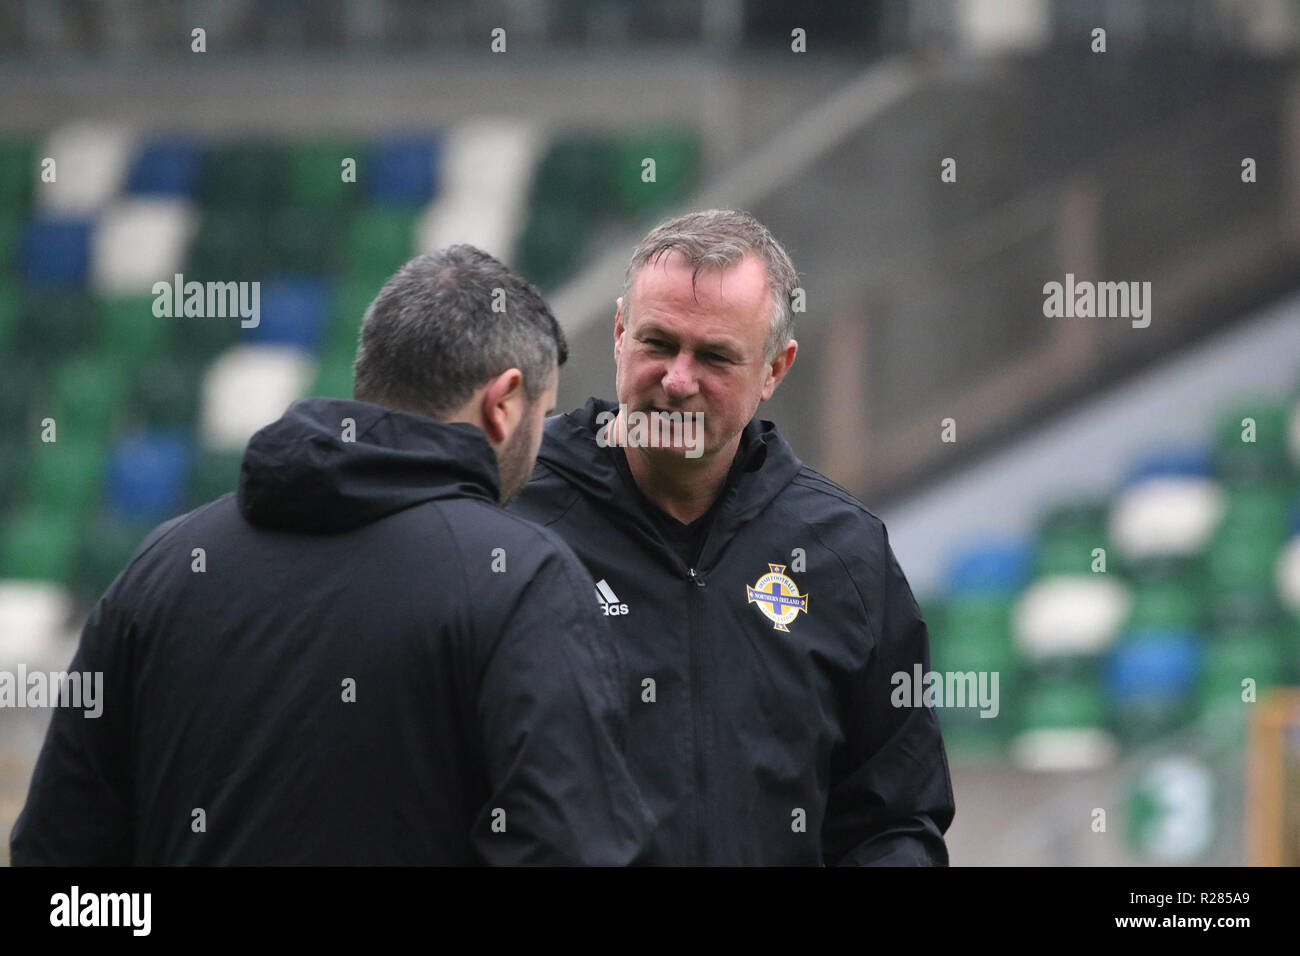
[352,245,567,418]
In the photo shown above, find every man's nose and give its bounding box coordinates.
[662,353,699,399]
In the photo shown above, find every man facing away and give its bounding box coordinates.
[511,210,956,865]
[11,245,652,865]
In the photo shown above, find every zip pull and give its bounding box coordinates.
[688,567,706,587]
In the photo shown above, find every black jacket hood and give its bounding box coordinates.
[535,397,804,569]
[238,397,500,533]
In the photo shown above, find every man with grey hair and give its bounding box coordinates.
[13,245,652,866]
[512,211,955,865]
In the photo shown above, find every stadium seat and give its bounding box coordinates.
[310,356,355,400]
[26,437,107,518]
[527,134,620,221]
[364,134,440,207]
[0,507,80,583]
[125,136,205,198]
[105,429,194,524]
[198,143,290,210]
[0,357,38,445]
[944,538,1034,595]
[18,216,93,286]
[613,129,701,215]
[344,206,417,286]
[16,289,100,362]
[101,295,172,368]
[250,279,329,350]
[1277,533,1300,615]
[285,139,364,209]
[1214,400,1292,482]
[50,354,127,443]
[0,579,74,668]
[1011,676,1116,771]
[416,120,540,263]
[264,204,346,277]
[91,198,198,295]
[1035,500,1111,575]
[1013,574,1131,660]
[198,344,316,451]
[187,449,246,508]
[187,207,269,281]
[1108,475,1225,563]
[513,202,586,290]
[1104,629,1202,743]
[0,208,21,272]
[0,138,35,210]
[126,355,204,428]
[323,279,372,364]
[1205,530,1284,626]
[0,279,17,354]
[37,122,133,215]
[1125,568,1204,631]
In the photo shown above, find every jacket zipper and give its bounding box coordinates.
[686,565,707,864]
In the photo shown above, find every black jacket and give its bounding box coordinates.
[510,398,955,865]
[11,397,651,865]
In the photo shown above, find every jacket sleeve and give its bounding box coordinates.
[822,524,956,866]
[470,541,655,866]
[9,594,135,866]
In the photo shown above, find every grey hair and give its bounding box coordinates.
[353,245,566,419]
[622,209,798,362]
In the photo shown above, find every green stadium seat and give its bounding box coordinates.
[1214,401,1291,482]
[17,290,101,363]
[101,295,170,368]
[0,279,17,355]
[0,138,35,209]
[528,134,621,221]
[285,139,364,209]
[127,355,204,428]
[265,204,347,277]
[1035,500,1111,576]
[49,354,128,443]
[188,208,269,281]
[343,206,417,287]
[311,356,355,400]
[198,143,290,210]
[0,506,80,582]
[187,449,246,508]
[25,436,107,518]
[1205,530,1284,623]
[1125,571,1204,631]
[0,438,23,513]
[613,129,700,216]
[513,203,586,291]
[323,280,372,365]
[0,208,21,273]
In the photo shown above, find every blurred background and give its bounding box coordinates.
[2,0,1300,866]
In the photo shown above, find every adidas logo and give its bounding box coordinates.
[594,579,630,616]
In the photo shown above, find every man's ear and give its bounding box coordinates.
[479,368,525,444]
[760,340,798,402]
[614,297,626,360]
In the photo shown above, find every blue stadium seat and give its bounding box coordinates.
[249,279,329,350]
[364,134,440,206]
[19,217,93,286]
[1121,446,1213,486]
[106,429,194,523]
[944,538,1034,595]
[125,137,206,198]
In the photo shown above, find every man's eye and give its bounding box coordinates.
[704,353,731,364]
[646,339,671,349]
